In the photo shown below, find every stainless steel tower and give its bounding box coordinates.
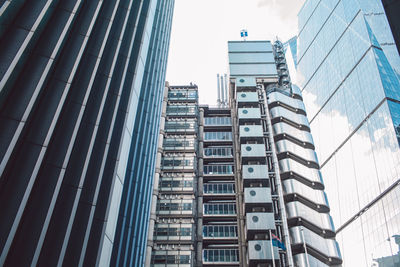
[147,40,342,267]
[227,40,342,266]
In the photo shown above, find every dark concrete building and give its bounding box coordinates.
[382,0,400,55]
[0,1,174,266]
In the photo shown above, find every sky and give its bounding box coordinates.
[165,0,305,104]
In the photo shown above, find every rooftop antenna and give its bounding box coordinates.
[240,29,248,41]
[217,74,221,107]
[224,73,228,106]
[220,75,225,107]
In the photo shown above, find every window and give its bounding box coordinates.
[157,202,193,211]
[168,89,197,100]
[163,138,195,149]
[151,254,191,265]
[204,117,231,125]
[183,203,192,210]
[160,179,193,189]
[203,225,238,238]
[165,120,196,132]
[204,147,233,157]
[180,255,190,264]
[203,203,236,215]
[204,131,232,141]
[161,157,195,168]
[203,183,235,194]
[203,165,233,174]
[154,226,192,237]
[166,105,197,115]
[203,249,239,262]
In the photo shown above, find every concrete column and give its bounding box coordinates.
[196,108,204,267]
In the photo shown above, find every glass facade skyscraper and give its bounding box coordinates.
[297,0,400,266]
[0,1,174,266]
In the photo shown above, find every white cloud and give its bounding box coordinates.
[257,0,304,20]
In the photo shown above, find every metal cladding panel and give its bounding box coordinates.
[269,106,310,127]
[229,52,275,63]
[246,212,275,230]
[289,226,342,264]
[272,122,314,146]
[228,41,278,78]
[244,188,272,204]
[267,76,342,265]
[235,76,257,88]
[286,201,335,234]
[282,179,329,210]
[242,165,269,179]
[230,64,278,77]
[238,108,261,119]
[228,41,273,52]
[268,91,306,112]
[239,125,264,137]
[291,84,302,99]
[275,139,319,165]
[237,91,258,102]
[293,253,330,267]
[248,240,279,260]
[241,144,266,157]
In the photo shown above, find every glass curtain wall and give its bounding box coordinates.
[298,0,400,265]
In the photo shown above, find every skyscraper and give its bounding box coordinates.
[148,40,342,267]
[0,1,174,266]
[297,0,400,265]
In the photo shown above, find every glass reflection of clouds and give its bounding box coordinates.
[298,0,400,265]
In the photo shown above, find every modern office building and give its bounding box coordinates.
[147,40,342,266]
[146,84,199,266]
[297,0,400,266]
[0,1,174,266]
